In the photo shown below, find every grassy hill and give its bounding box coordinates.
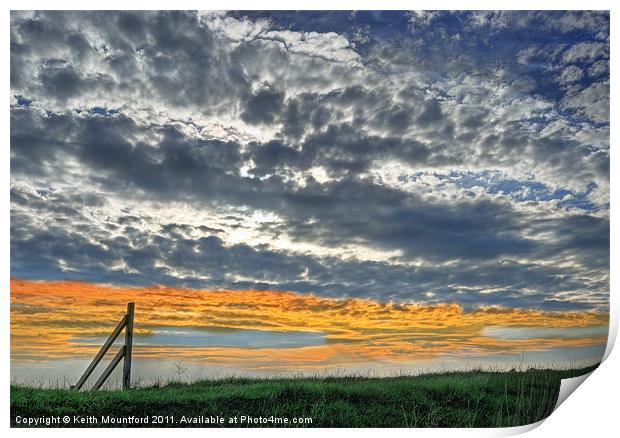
[11,366,597,428]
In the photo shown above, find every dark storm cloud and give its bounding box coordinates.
[39,63,83,99]
[279,183,535,260]
[11,11,253,114]
[10,186,607,310]
[11,108,544,263]
[11,108,249,200]
[241,88,285,125]
[528,214,610,270]
[415,100,444,127]
[10,11,609,310]
[10,106,609,308]
[247,120,433,178]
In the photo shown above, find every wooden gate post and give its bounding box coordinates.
[123,302,134,390]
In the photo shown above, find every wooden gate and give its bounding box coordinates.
[73,303,134,390]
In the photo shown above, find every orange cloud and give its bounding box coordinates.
[10,279,608,369]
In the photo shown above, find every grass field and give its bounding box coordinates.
[11,365,597,428]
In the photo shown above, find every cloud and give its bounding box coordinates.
[10,11,609,312]
[11,279,608,366]
[557,65,584,85]
[562,42,609,64]
[10,173,609,311]
[241,88,285,125]
[561,80,610,124]
[259,29,361,63]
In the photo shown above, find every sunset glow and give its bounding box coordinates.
[11,279,607,371]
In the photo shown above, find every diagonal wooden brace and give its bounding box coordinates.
[92,346,126,390]
[73,314,127,390]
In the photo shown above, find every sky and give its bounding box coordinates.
[10,279,608,380]
[9,11,610,378]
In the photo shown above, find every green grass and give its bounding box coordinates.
[11,365,597,428]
